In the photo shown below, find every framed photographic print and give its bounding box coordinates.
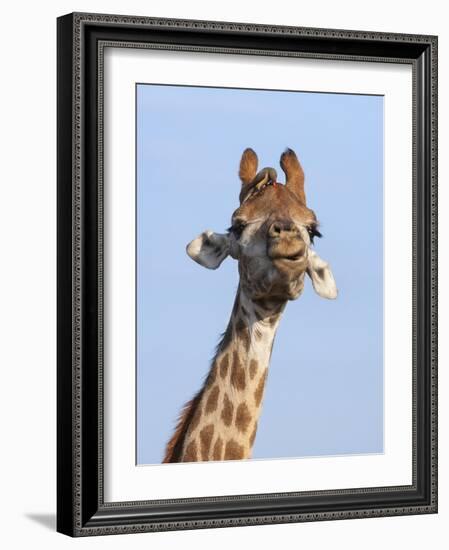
[57,12,438,537]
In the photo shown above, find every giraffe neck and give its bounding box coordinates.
[167,286,286,463]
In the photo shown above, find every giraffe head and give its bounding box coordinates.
[187,148,337,301]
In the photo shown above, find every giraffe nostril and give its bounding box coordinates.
[268,220,297,238]
[270,223,282,236]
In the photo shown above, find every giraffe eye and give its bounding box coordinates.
[307,225,322,244]
[228,221,247,239]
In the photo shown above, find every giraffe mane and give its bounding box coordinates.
[162,324,234,463]
[162,389,204,463]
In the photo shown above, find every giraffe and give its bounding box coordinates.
[163,148,337,463]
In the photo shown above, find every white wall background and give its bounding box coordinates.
[0,1,446,548]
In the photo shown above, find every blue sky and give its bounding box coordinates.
[136,84,384,465]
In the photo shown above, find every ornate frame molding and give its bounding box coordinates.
[57,12,438,537]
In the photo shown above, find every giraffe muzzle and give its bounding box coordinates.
[267,220,307,265]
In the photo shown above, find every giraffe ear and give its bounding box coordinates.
[280,148,306,204]
[186,230,230,269]
[306,248,338,299]
[239,148,258,203]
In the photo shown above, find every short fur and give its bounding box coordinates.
[164,147,337,463]
[280,148,306,204]
[239,148,259,202]
[163,390,204,463]
[163,321,235,463]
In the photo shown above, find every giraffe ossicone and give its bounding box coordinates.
[163,148,337,463]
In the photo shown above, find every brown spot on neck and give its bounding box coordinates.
[235,402,252,433]
[213,437,224,460]
[221,393,234,426]
[183,440,198,462]
[224,439,245,460]
[230,351,246,391]
[205,385,220,414]
[200,424,214,460]
[219,354,229,379]
[249,359,259,380]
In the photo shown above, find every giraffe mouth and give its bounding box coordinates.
[268,246,307,264]
[272,256,308,271]
[269,246,309,276]
[281,252,303,262]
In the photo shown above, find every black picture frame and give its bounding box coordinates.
[57,12,438,537]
